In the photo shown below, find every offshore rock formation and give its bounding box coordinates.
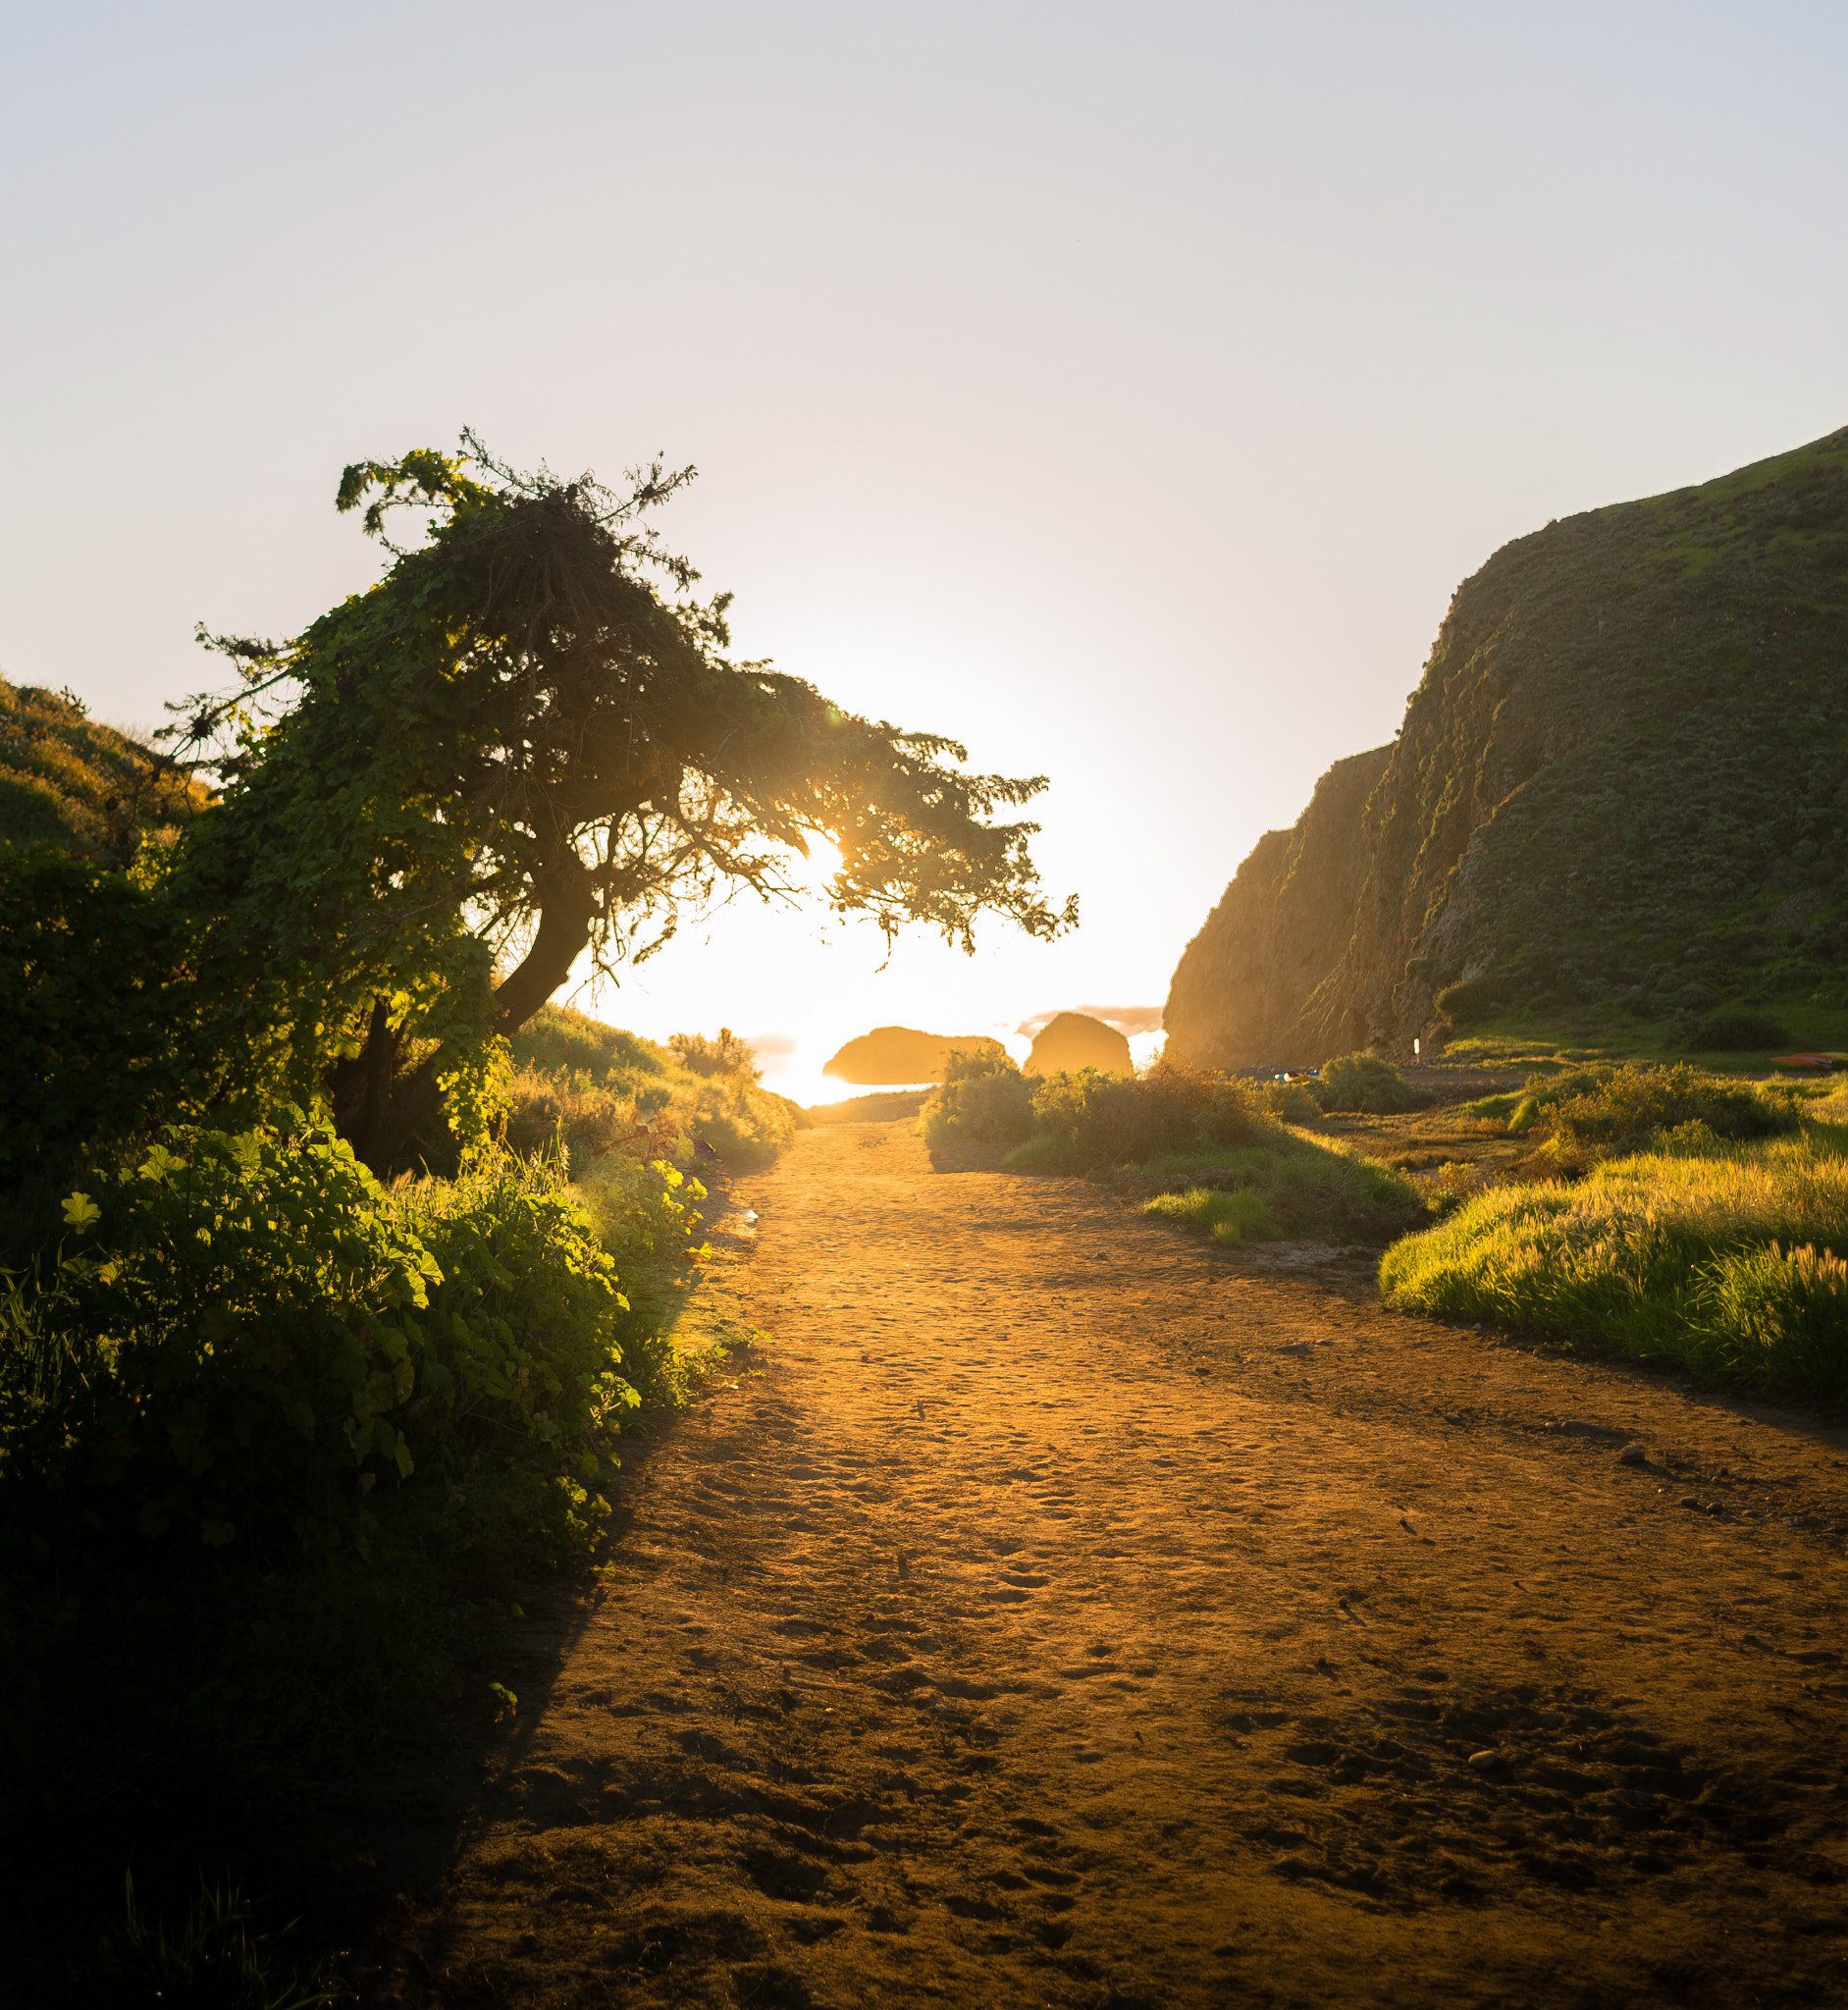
[1025,1011,1134,1077]
[822,1027,1004,1084]
[1165,425,1848,1067]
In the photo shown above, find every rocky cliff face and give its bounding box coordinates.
[1164,748,1390,1067]
[1165,425,1848,1067]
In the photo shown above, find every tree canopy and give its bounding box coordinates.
[166,438,1076,1168]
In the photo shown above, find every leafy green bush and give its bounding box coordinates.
[1262,1079,1325,1125]
[1686,1007,1791,1051]
[0,850,288,1219]
[3,1111,641,1568]
[1379,1130,1848,1400]
[919,1047,1035,1148]
[1312,1052,1428,1115]
[1023,1062,1287,1169]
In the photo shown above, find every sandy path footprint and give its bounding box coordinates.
[374,1123,1848,2008]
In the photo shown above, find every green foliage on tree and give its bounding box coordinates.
[161,436,1076,1171]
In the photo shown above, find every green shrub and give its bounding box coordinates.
[1133,1137,1421,1243]
[1434,976,1504,1026]
[1260,1079,1325,1125]
[1313,1052,1428,1115]
[1506,1060,1798,1151]
[1379,1130,1848,1400]
[1023,1062,1286,1169]
[1686,1007,1791,1051]
[0,850,289,1219]
[3,1112,641,1567]
[919,1048,1036,1149]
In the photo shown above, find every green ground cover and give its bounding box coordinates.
[1380,1121,1848,1402]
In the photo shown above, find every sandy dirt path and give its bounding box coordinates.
[378,1123,1848,2008]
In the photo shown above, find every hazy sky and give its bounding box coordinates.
[5,2,1844,1093]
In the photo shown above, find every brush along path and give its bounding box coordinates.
[379,1123,1848,2008]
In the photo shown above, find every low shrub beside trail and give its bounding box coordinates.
[3,1110,645,1570]
[1505,1060,1798,1155]
[919,1047,1035,1148]
[1136,1137,1421,1244]
[919,1051,1419,1245]
[1312,1053,1430,1115]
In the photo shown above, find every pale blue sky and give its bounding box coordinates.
[4,2,1844,1084]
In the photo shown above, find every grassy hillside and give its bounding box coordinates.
[507,1001,798,1172]
[1166,425,1848,1064]
[0,676,204,862]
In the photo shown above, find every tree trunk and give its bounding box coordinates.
[341,851,601,1174]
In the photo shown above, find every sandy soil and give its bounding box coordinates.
[369,1122,1848,2008]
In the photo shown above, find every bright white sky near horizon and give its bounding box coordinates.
[4,2,1845,1102]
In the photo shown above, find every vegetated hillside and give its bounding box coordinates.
[822,1026,1005,1084]
[1025,1010,1134,1076]
[1165,425,1848,1066]
[0,676,204,861]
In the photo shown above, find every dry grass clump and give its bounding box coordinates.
[1380,1127,1848,1399]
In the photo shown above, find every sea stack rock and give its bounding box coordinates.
[1026,1012,1134,1077]
[822,1027,1006,1084]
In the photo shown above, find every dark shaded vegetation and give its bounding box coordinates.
[1685,1007,1792,1052]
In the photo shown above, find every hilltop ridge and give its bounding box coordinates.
[1166,424,1848,1065]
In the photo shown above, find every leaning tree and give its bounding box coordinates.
[168,438,1076,1170]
